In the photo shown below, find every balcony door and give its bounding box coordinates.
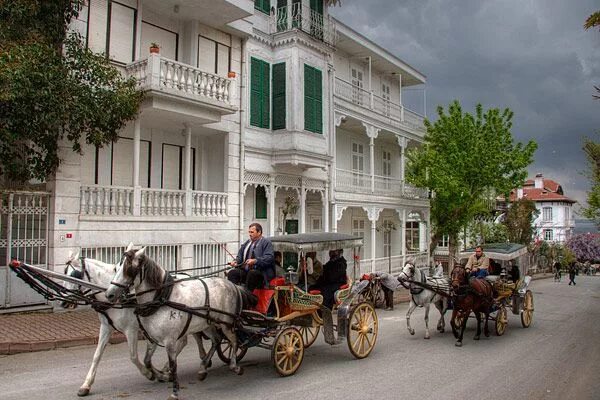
[351,67,364,106]
[141,21,178,61]
[382,82,391,116]
[382,150,392,190]
[352,142,365,188]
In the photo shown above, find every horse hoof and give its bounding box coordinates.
[198,371,208,381]
[455,341,462,347]
[206,360,212,369]
[233,366,244,375]
[474,336,480,341]
[439,328,445,333]
[168,395,178,400]
[77,388,90,397]
[409,329,415,336]
[424,336,430,340]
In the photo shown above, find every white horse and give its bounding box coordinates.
[398,262,451,339]
[105,247,244,400]
[62,248,211,397]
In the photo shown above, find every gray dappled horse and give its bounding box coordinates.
[105,247,244,400]
[398,262,450,339]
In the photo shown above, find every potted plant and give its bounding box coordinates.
[227,71,236,78]
[149,42,160,54]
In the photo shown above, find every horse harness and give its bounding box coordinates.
[132,273,242,347]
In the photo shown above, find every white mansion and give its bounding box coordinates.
[0,0,430,310]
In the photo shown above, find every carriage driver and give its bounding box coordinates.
[465,246,490,278]
[228,222,275,291]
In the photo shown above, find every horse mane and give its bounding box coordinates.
[139,254,164,289]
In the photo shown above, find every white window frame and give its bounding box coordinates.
[544,229,553,241]
[406,221,420,252]
[310,216,322,232]
[352,218,366,258]
[382,218,392,258]
[543,207,553,222]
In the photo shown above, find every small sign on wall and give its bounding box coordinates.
[59,219,66,225]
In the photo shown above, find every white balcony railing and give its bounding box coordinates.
[141,188,185,216]
[272,4,337,46]
[125,54,235,107]
[80,185,228,218]
[336,169,371,193]
[80,185,134,216]
[335,169,428,199]
[335,77,425,131]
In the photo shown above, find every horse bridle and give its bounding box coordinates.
[109,253,145,299]
[65,257,92,295]
[398,263,415,290]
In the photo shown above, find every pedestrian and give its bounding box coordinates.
[568,262,577,286]
[553,261,562,282]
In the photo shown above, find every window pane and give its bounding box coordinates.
[255,186,267,219]
[112,137,133,186]
[217,43,230,76]
[142,22,177,60]
[198,36,216,73]
[109,2,135,63]
[162,144,181,190]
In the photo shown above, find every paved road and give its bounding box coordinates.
[1,276,598,400]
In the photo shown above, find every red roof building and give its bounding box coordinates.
[509,173,576,243]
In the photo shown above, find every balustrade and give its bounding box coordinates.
[80,185,228,218]
[125,54,234,106]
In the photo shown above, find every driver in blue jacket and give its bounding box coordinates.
[227,222,275,291]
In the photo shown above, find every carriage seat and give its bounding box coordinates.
[485,275,501,283]
[334,277,353,306]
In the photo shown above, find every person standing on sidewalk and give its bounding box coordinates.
[553,261,562,282]
[568,262,577,286]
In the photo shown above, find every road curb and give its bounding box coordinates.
[0,332,127,355]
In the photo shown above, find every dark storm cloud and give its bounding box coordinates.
[331,0,600,210]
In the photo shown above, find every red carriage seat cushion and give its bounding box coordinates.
[361,274,371,281]
[252,289,275,314]
[339,283,349,290]
[269,277,285,287]
[309,290,321,295]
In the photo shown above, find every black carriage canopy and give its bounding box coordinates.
[268,233,363,253]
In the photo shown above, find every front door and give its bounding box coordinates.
[0,191,50,309]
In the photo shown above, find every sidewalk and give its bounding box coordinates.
[0,308,126,355]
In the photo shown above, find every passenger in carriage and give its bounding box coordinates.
[227,222,275,291]
[309,249,347,309]
[298,252,322,287]
[274,251,286,277]
[465,246,489,278]
[508,261,520,283]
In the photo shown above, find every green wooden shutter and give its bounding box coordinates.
[255,186,267,219]
[304,64,314,132]
[250,57,262,127]
[261,60,270,129]
[250,58,270,129]
[304,64,322,134]
[272,62,286,130]
[313,67,323,133]
[255,0,270,14]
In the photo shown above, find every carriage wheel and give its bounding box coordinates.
[347,302,378,359]
[272,327,304,377]
[520,290,534,328]
[216,337,248,365]
[495,306,508,336]
[298,325,320,348]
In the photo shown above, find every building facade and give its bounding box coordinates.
[0,0,430,310]
[511,173,576,243]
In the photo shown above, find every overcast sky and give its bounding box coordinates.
[331,0,600,213]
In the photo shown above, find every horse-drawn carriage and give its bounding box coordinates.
[450,244,535,344]
[224,233,378,376]
[9,233,378,399]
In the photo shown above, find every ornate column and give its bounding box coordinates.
[132,119,141,216]
[268,176,276,236]
[183,125,192,216]
[362,123,380,194]
[364,206,382,273]
[334,204,347,233]
[299,179,306,234]
[397,136,407,195]
[323,183,329,232]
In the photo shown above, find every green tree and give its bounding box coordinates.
[584,11,599,99]
[406,101,537,262]
[581,139,600,225]
[503,198,539,244]
[0,0,143,183]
